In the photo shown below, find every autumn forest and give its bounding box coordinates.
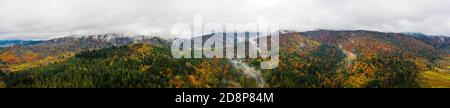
[0,30,449,88]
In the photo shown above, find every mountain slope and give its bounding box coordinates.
[0,33,170,72]
[253,30,449,88]
[2,43,259,88]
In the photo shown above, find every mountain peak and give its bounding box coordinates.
[83,33,126,42]
[278,30,298,34]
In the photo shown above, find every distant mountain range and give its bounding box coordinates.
[0,40,43,48]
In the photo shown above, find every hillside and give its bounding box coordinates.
[0,33,170,72]
[254,30,449,88]
[2,43,257,88]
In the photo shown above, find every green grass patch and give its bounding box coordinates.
[420,68,450,88]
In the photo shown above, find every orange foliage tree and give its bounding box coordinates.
[0,50,19,64]
[23,51,40,63]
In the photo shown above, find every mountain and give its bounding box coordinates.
[133,35,171,46]
[0,40,43,48]
[0,30,449,88]
[40,33,170,52]
[0,33,169,72]
[300,30,447,60]
[405,32,450,52]
[3,33,169,57]
[263,30,450,88]
[185,32,260,49]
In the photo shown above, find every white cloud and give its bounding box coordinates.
[0,0,449,40]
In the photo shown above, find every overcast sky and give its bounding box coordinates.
[0,0,449,40]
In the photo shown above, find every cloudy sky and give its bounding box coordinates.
[0,0,449,40]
